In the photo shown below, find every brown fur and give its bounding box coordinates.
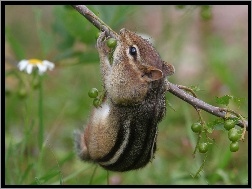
[75,29,175,172]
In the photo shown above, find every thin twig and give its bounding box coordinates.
[71,5,248,131]
[167,82,248,130]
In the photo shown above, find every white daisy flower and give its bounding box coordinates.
[17,59,55,75]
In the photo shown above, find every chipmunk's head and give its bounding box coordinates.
[113,28,175,82]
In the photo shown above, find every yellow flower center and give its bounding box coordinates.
[28,59,43,65]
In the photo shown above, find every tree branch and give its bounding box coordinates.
[71,5,248,131]
[167,82,248,130]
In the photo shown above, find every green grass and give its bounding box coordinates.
[5,5,248,185]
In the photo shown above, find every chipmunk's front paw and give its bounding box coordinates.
[97,31,108,55]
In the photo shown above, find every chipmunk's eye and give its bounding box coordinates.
[129,46,137,56]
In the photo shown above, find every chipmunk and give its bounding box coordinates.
[74,28,175,172]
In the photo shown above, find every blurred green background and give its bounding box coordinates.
[5,5,248,185]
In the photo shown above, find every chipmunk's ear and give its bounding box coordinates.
[162,61,175,76]
[139,65,163,81]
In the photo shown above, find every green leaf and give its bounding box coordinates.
[212,123,225,131]
[78,51,100,64]
[207,128,213,133]
[92,5,135,29]
[167,101,176,112]
[52,7,75,50]
[189,85,202,92]
[19,163,34,184]
[54,6,97,44]
[31,169,60,185]
[207,118,225,130]
[215,95,233,106]
[53,49,78,62]
[5,28,26,59]
[233,97,246,107]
